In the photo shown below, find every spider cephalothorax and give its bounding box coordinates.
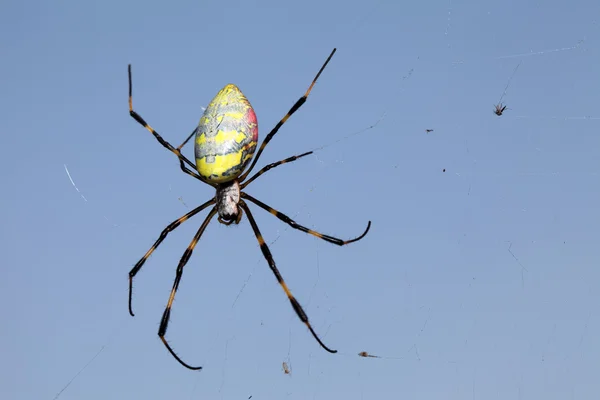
[127,48,371,370]
[215,180,242,225]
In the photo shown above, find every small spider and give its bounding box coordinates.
[282,361,291,375]
[494,103,507,116]
[358,351,380,358]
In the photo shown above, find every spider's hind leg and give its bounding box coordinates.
[127,65,209,183]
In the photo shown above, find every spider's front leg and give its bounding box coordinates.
[128,198,216,316]
[240,201,337,354]
[158,206,218,370]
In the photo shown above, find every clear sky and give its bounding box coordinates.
[1,0,599,399]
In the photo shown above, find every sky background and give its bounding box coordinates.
[1,0,599,399]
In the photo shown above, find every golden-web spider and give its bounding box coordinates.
[127,48,371,370]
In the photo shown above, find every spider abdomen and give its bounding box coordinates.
[195,84,258,183]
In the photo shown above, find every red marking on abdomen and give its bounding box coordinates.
[245,107,259,142]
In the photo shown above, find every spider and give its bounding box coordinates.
[127,48,371,370]
[358,351,380,358]
[494,103,507,116]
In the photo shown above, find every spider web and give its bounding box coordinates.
[48,3,599,400]
[54,110,383,400]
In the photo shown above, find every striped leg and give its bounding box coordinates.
[177,127,196,151]
[159,206,218,370]
[173,127,212,184]
[241,151,313,189]
[239,48,337,182]
[241,193,371,246]
[128,198,216,316]
[127,65,208,183]
[239,201,336,354]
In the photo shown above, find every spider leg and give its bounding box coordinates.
[239,201,337,354]
[241,193,371,246]
[175,127,209,183]
[241,151,313,189]
[177,127,197,152]
[128,65,210,184]
[239,48,337,182]
[128,198,216,316]
[159,206,218,370]
[173,127,212,184]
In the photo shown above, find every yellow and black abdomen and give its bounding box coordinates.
[195,84,259,183]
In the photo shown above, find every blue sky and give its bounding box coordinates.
[1,0,599,399]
